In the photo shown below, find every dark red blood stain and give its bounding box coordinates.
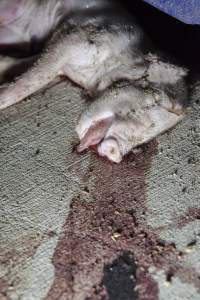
[0,236,42,299]
[45,141,198,300]
[0,279,9,300]
[177,207,200,229]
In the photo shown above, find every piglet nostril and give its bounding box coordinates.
[110,147,115,154]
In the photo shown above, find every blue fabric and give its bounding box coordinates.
[143,0,200,24]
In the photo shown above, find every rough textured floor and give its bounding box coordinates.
[0,78,200,300]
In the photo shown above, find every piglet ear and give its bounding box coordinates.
[77,116,114,153]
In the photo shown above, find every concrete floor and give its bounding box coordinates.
[0,78,200,300]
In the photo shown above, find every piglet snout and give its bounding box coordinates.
[97,138,122,163]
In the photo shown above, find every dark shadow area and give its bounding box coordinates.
[102,252,138,300]
[123,0,200,71]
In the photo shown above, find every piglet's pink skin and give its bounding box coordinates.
[0,0,148,109]
[0,0,72,83]
[0,0,74,52]
[77,116,114,153]
[76,83,186,163]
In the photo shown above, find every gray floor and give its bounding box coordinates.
[0,79,200,300]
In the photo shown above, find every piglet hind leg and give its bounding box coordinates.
[0,62,58,110]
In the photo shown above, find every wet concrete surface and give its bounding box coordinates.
[0,78,200,300]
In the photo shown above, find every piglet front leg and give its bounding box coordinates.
[0,26,70,110]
